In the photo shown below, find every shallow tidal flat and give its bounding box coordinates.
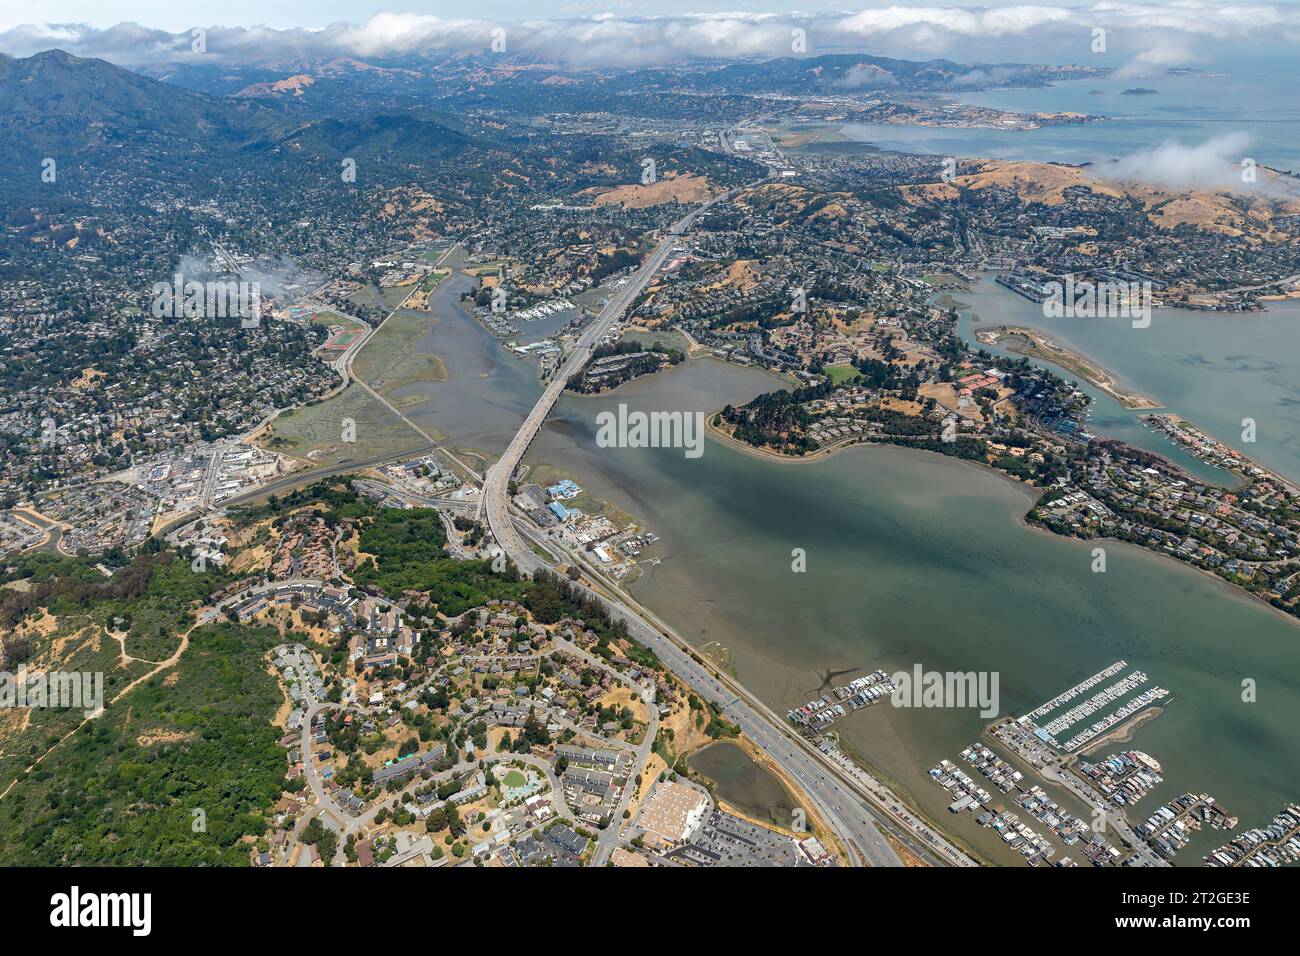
[259,382,423,468]
[350,308,450,407]
[535,360,1300,866]
[973,324,1160,410]
[368,277,1300,866]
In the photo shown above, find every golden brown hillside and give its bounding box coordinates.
[901,159,1300,240]
[582,172,714,209]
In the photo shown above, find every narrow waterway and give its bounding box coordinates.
[408,261,1300,866]
[953,277,1300,486]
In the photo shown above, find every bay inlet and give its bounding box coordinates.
[407,264,1300,866]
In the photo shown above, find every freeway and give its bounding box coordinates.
[503,503,905,866]
[516,519,956,868]
[477,191,732,527]
[155,442,439,542]
[478,184,972,868]
[199,190,967,868]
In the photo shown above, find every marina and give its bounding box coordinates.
[928,752,1108,866]
[527,331,1300,868]
[1205,804,1300,867]
[510,297,576,322]
[952,745,1113,854]
[1039,670,1151,738]
[961,743,1022,794]
[1076,751,1164,807]
[1060,687,1171,753]
[1015,785,1091,847]
[1135,793,1236,860]
[929,758,992,814]
[1027,660,1129,721]
[1016,661,1171,753]
[786,670,896,734]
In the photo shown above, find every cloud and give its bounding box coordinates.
[1113,38,1197,80]
[833,5,1077,46]
[832,62,900,88]
[1,5,1299,69]
[1104,132,1258,189]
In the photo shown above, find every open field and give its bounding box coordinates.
[258,383,427,467]
[582,172,713,209]
[824,363,859,386]
[380,283,418,310]
[347,284,385,311]
[619,329,692,354]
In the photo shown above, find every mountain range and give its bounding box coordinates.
[0,50,476,199]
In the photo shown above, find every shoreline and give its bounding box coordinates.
[1140,411,1300,498]
[1065,527,1300,632]
[705,410,1043,502]
[705,412,872,466]
[973,324,1162,410]
[706,409,1300,632]
[1074,704,1166,759]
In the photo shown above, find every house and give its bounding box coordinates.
[555,744,620,771]
[546,823,589,857]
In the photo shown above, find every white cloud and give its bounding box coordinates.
[2,5,1298,68]
[1104,131,1257,189]
[1113,38,1197,79]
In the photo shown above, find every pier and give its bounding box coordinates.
[1136,793,1236,860]
[1015,661,1170,754]
[1205,804,1300,867]
[787,670,896,734]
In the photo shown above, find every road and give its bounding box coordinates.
[477,192,730,527]
[477,184,973,868]
[200,196,967,868]
[158,246,492,542]
[551,633,660,866]
[337,243,486,485]
[503,505,910,866]
[1221,271,1300,294]
[1036,757,1167,867]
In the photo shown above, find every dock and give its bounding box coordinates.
[1205,804,1300,867]
[1135,793,1236,860]
[786,669,895,734]
[1014,661,1170,754]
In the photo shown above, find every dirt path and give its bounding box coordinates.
[0,624,197,802]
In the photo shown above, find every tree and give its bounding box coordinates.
[303,818,338,864]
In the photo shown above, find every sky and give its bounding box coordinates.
[4,3,1300,69]
[6,0,844,32]
[11,3,908,32]
[3,0,1283,32]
